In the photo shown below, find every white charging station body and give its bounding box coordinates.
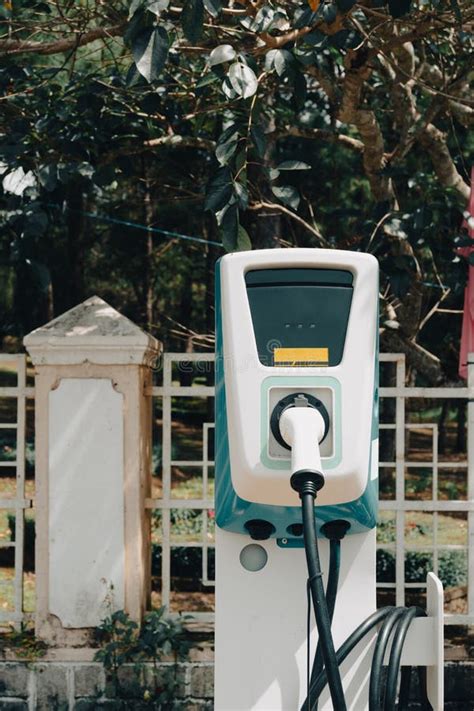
[214,248,443,710]
[217,249,379,518]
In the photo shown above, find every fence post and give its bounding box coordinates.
[24,296,161,645]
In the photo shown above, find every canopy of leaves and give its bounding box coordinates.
[0,0,472,383]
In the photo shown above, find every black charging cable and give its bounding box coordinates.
[291,469,431,711]
[291,470,347,711]
[309,521,349,711]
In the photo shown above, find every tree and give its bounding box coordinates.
[0,0,472,381]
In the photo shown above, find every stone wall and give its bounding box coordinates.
[0,661,213,710]
[0,661,473,710]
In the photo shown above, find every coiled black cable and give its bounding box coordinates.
[369,607,407,709]
[293,471,430,711]
[384,607,425,710]
[301,607,395,708]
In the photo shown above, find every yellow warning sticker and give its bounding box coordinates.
[274,347,329,366]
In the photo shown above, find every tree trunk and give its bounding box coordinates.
[65,182,85,309]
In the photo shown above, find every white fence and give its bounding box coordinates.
[0,351,473,628]
[0,354,33,626]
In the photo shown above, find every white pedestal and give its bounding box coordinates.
[215,527,377,710]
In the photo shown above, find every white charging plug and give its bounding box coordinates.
[279,406,326,476]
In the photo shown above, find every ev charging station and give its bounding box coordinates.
[214,249,444,710]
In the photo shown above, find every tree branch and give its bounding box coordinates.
[304,66,340,104]
[381,330,444,385]
[274,126,364,152]
[249,201,329,247]
[389,44,470,201]
[419,123,470,201]
[259,26,312,50]
[338,49,396,204]
[0,23,124,56]
[144,135,216,151]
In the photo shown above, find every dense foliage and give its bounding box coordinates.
[0,0,472,381]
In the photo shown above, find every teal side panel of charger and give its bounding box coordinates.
[215,259,379,538]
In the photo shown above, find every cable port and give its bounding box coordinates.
[244,519,276,541]
[270,393,330,450]
[321,520,351,540]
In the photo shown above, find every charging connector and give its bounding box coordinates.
[276,396,327,477]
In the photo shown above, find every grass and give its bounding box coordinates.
[377,510,468,547]
[0,478,35,544]
[0,570,35,614]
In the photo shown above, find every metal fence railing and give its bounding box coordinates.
[146,352,473,625]
[0,354,34,627]
[0,352,472,627]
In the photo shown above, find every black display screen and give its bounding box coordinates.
[245,268,353,367]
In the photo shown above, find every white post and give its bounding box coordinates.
[215,528,377,710]
[24,296,160,645]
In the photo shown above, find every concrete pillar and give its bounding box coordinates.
[24,296,161,645]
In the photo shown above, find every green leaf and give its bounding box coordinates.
[237,224,251,250]
[205,167,233,212]
[209,44,236,66]
[277,160,311,171]
[124,7,151,45]
[271,185,300,210]
[234,181,248,210]
[234,149,247,177]
[294,6,321,28]
[220,207,251,251]
[182,0,204,43]
[129,0,145,18]
[147,0,170,13]
[215,135,239,166]
[303,31,327,47]
[228,62,258,99]
[37,164,57,191]
[219,203,238,251]
[219,123,241,144]
[273,49,294,77]
[250,5,275,33]
[221,76,238,100]
[264,49,278,72]
[125,62,143,86]
[269,168,280,181]
[132,26,169,82]
[322,2,338,24]
[195,72,219,88]
[203,0,222,17]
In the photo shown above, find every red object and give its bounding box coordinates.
[458,166,474,379]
